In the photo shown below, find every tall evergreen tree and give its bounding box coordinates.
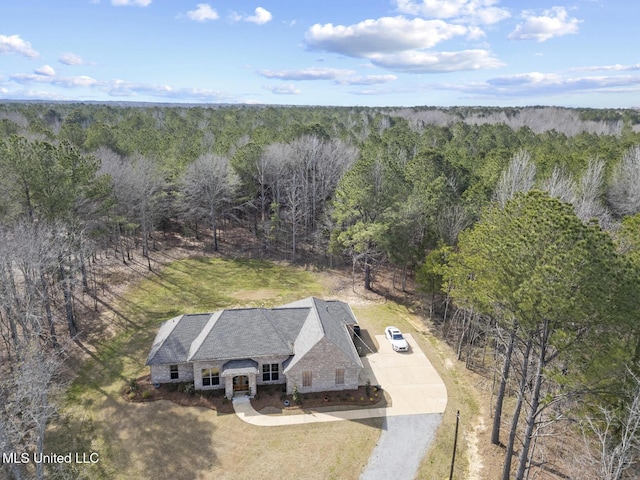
[445,191,633,479]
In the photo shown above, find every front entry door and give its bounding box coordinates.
[233,375,249,392]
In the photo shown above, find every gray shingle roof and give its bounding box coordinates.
[146,313,212,365]
[222,359,259,376]
[282,298,363,371]
[147,298,362,369]
[189,308,308,361]
[314,298,362,366]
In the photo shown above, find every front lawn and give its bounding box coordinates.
[48,257,382,480]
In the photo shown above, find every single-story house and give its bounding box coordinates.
[146,297,363,399]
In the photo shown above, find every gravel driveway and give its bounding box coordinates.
[358,334,447,480]
[360,413,443,480]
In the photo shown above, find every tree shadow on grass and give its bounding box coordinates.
[105,399,218,480]
[50,397,218,480]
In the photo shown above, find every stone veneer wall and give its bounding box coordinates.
[149,363,194,384]
[285,338,361,394]
[191,355,290,391]
[151,349,361,396]
[151,363,193,383]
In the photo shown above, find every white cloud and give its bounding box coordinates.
[35,65,56,77]
[0,34,39,58]
[466,26,486,40]
[64,76,99,87]
[487,72,561,86]
[473,5,511,25]
[395,0,510,24]
[260,70,396,88]
[304,16,501,74]
[571,63,640,73]
[246,7,273,25]
[16,89,69,101]
[111,0,152,6]
[349,87,396,96]
[509,7,581,42]
[186,4,219,22]
[264,84,301,95]
[7,70,238,102]
[259,67,355,81]
[335,75,398,86]
[438,72,640,98]
[59,52,88,65]
[102,82,235,101]
[306,17,467,56]
[105,79,173,97]
[368,49,503,73]
[11,73,99,88]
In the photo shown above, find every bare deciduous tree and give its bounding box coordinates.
[97,149,165,269]
[494,150,536,207]
[257,136,357,256]
[128,154,164,268]
[580,369,640,480]
[607,145,640,217]
[0,341,65,480]
[181,153,236,251]
[542,166,576,204]
[574,159,613,229]
[0,222,81,355]
[437,202,472,245]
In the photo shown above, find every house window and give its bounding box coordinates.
[335,368,345,385]
[302,371,312,388]
[201,368,220,387]
[170,364,179,380]
[262,363,279,382]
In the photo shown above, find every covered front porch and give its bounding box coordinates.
[222,359,258,399]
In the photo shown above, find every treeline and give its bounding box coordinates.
[0,102,640,479]
[440,190,640,479]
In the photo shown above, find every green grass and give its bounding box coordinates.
[68,258,324,396]
[125,257,324,318]
[49,257,383,480]
[352,302,416,332]
[51,257,482,479]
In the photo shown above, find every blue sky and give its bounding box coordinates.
[0,0,638,107]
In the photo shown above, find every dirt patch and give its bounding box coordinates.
[465,416,486,480]
[315,264,414,308]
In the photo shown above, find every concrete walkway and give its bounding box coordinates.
[232,334,447,426]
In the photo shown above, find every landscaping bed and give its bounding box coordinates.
[123,375,235,415]
[124,376,389,415]
[251,384,389,413]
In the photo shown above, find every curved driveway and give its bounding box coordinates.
[232,333,447,424]
[232,334,447,480]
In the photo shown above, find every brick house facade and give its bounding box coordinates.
[146,298,363,399]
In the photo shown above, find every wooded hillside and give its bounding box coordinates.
[1,102,639,479]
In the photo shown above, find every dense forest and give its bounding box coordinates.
[1,102,639,480]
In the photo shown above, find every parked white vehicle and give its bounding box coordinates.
[384,326,409,352]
